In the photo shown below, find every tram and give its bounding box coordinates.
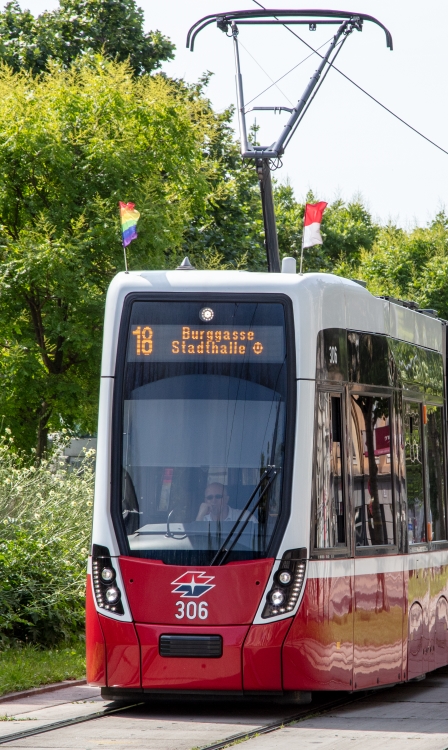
[86,263,448,700]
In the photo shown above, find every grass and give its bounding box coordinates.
[0,640,85,696]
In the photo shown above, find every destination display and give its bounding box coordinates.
[127,325,285,362]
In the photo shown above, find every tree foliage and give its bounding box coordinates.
[0,432,93,646]
[0,39,447,455]
[275,184,378,272]
[0,0,174,75]
[182,111,265,270]
[339,212,448,320]
[0,58,213,453]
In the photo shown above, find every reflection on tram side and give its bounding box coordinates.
[351,395,394,548]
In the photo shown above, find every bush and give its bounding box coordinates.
[0,433,93,647]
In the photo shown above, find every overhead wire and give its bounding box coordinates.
[236,37,293,106]
[251,0,448,157]
[283,35,348,150]
[239,35,347,146]
[244,36,334,109]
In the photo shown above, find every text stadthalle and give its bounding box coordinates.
[171,327,263,356]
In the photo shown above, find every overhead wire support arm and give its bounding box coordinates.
[245,106,294,114]
[186,9,392,274]
[187,10,392,160]
[232,17,353,159]
[186,10,393,52]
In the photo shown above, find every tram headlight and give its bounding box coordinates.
[101,567,115,583]
[91,545,125,616]
[270,589,285,606]
[105,586,120,604]
[262,549,307,619]
[278,569,292,585]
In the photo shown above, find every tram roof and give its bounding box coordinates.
[101,270,444,378]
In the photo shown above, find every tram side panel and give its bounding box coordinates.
[283,326,448,692]
[282,560,354,691]
[403,394,448,678]
[283,371,355,692]
[406,552,448,679]
[352,557,404,690]
[433,576,448,668]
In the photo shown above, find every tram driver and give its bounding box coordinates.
[196,482,258,524]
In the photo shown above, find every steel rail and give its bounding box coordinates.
[191,692,372,750]
[0,689,372,748]
[0,701,144,745]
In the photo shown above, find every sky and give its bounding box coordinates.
[19,0,448,228]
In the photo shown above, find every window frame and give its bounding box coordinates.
[110,291,297,560]
[310,384,350,559]
[348,385,399,558]
[423,400,448,548]
[403,397,429,553]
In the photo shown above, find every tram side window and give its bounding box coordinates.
[350,395,395,547]
[425,405,447,541]
[404,402,426,544]
[314,392,346,549]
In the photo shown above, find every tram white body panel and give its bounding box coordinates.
[94,270,444,561]
[100,270,442,379]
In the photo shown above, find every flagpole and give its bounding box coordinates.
[119,201,140,274]
[299,212,305,276]
[118,203,129,273]
[123,241,129,274]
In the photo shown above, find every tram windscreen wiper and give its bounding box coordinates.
[210,466,279,566]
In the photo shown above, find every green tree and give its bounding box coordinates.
[182,108,265,270]
[275,185,379,272]
[0,58,213,455]
[347,211,448,319]
[0,0,174,75]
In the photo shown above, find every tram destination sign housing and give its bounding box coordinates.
[128,325,285,362]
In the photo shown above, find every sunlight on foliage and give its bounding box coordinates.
[0,435,93,647]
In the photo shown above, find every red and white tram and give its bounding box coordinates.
[86,264,448,701]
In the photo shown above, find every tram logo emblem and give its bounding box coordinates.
[171,571,215,598]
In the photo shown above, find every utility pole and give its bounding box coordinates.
[188,9,392,272]
[256,159,280,273]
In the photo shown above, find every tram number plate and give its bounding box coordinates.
[329,345,338,364]
[175,600,208,620]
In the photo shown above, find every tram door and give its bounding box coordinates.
[405,401,448,678]
[350,393,404,689]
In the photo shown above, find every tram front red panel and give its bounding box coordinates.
[243,619,291,691]
[137,624,247,690]
[85,575,106,687]
[119,557,273,625]
[99,616,140,688]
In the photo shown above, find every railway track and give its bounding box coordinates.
[0,691,365,749]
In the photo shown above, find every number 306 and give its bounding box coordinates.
[175,601,208,620]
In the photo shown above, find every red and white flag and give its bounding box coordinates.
[302,202,327,248]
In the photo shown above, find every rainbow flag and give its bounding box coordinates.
[119,202,140,247]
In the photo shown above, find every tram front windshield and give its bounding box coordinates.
[117,299,289,565]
